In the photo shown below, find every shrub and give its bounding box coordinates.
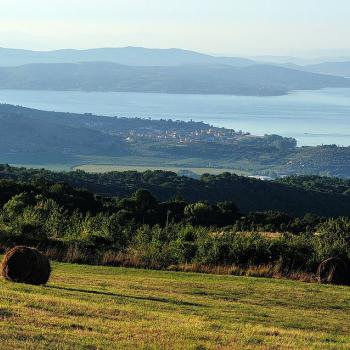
[315,218,350,261]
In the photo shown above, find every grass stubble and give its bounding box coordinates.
[0,261,349,349]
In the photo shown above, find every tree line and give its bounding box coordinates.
[0,177,349,278]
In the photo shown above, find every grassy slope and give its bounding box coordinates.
[0,262,349,350]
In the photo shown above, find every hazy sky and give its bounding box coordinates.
[1,0,350,56]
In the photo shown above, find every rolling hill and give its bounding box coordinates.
[0,111,128,161]
[0,62,349,96]
[0,104,350,178]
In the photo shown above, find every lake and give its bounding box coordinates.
[1,88,350,146]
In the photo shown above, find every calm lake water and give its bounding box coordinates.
[1,88,350,146]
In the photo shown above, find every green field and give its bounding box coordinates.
[7,162,245,176]
[9,164,74,172]
[0,261,349,349]
[73,164,246,176]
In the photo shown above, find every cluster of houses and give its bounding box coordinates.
[124,127,251,144]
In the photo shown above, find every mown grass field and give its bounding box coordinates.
[0,261,349,350]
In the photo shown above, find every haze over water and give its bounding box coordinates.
[1,88,350,146]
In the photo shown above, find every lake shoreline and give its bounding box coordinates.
[1,88,350,146]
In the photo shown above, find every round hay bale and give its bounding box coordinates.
[317,257,350,286]
[1,246,51,285]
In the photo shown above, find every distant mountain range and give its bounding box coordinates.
[0,47,255,67]
[0,61,349,96]
[0,47,350,96]
[301,61,350,77]
[273,62,350,78]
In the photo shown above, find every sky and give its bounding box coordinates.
[1,0,350,57]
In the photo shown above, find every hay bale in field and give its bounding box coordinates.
[1,246,51,285]
[317,257,350,286]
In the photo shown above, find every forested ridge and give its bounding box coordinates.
[1,165,350,217]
